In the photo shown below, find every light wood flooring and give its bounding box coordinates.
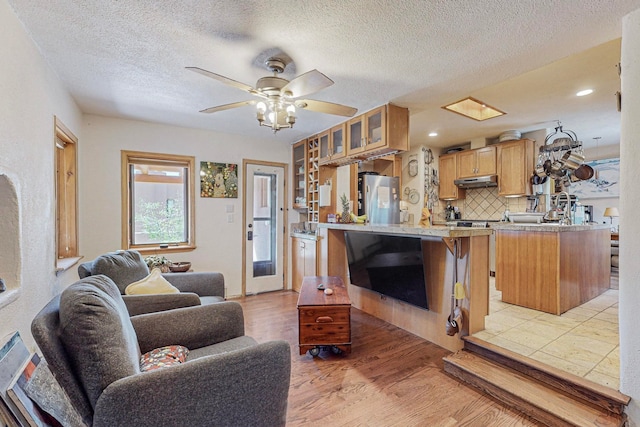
[235,290,544,426]
[473,276,620,389]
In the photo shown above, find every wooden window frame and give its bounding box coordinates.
[55,117,80,271]
[121,150,196,254]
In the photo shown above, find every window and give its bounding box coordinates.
[122,151,195,253]
[55,117,78,266]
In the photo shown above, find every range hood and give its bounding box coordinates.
[454,175,498,188]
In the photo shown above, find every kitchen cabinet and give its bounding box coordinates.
[330,124,346,162]
[497,138,534,197]
[318,130,331,164]
[494,224,610,314]
[291,236,317,292]
[292,139,307,211]
[346,104,409,159]
[457,146,496,178]
[439,153,465,200]
[319,124,347,165]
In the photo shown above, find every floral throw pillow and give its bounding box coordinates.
[140,345,189,372]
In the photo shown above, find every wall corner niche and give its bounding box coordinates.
[0,173,21,309]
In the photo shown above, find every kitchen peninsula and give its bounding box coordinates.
[317,223,492,352]
[493,223,611,315]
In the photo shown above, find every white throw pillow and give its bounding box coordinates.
[124,268,180,295]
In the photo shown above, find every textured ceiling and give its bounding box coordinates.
[7,0,640,149]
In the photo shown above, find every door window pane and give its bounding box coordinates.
[252,174,276,277]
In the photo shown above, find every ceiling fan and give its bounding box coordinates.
[187,57,358,132]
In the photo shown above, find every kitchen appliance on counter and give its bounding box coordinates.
[583,205,594,223]
[444,203,460,221]
[451,220,496,228]
[362,174,400,225]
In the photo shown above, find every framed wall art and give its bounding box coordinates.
[571,157,620,199]
[200,162,238,198]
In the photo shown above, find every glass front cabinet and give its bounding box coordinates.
[292,139,307,211]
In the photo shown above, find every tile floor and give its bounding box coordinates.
[473,277,620,390]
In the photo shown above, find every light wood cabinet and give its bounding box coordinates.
[457,146,496,178]
[293,103,408,222]
[292,139,307,211]
[318,130,331,164]
[291,237,317,292]
[330,123,346,162]
[346,104,408,159]
[497,139,534,197]
[496,227,610,314]
[439,153,465,200]
[319,124,347,165]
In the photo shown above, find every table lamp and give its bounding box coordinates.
[603,207,619,231]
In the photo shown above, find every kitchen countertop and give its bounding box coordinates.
[491,222,610,232]
[317,222,493,237]
[290,231,320,240]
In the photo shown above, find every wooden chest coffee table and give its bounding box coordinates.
[297,276,351,356]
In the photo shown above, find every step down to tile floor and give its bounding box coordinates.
[462,336,630,415]
[443,337,629,427]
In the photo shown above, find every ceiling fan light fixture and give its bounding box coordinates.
[442,97,505,121]
[286,104,296,125]
[188,58,355,134]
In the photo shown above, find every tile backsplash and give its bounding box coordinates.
[446,187,529,220]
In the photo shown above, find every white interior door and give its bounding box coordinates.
[244,163,285,294]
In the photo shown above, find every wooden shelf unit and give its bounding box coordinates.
[307,136,320,222]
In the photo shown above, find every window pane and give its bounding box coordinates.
[131,163,188,245]
[252,174,276,277]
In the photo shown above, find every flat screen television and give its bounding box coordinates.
[344,232,428,310]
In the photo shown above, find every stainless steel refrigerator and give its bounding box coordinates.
[363,175,400,224]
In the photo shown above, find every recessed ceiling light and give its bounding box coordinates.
[576,89,593,97]
[428,132,438,137]
[442,97,505,121]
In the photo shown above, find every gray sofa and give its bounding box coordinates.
[31,275,291,427]
[78,250,225,315]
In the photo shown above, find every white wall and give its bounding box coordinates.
[0,1,83,348]
[79,115,290,297]
[619,7,640,424]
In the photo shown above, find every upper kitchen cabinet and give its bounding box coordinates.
[346,104,409,159]
[457,146,496,178]
[497,139,535,197]
[292,139,307,211]
[318,130,331,164]
[318,123,347,165]
[330,123,346,162]
[439,153,465,200]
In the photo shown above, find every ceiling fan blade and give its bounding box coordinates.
[186,67,255,93]
[297,99,357,117]
[282,70,334,98]
[199,100,255,114]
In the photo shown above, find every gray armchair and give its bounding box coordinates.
[31,275,291,427]
[78,250,225,315]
